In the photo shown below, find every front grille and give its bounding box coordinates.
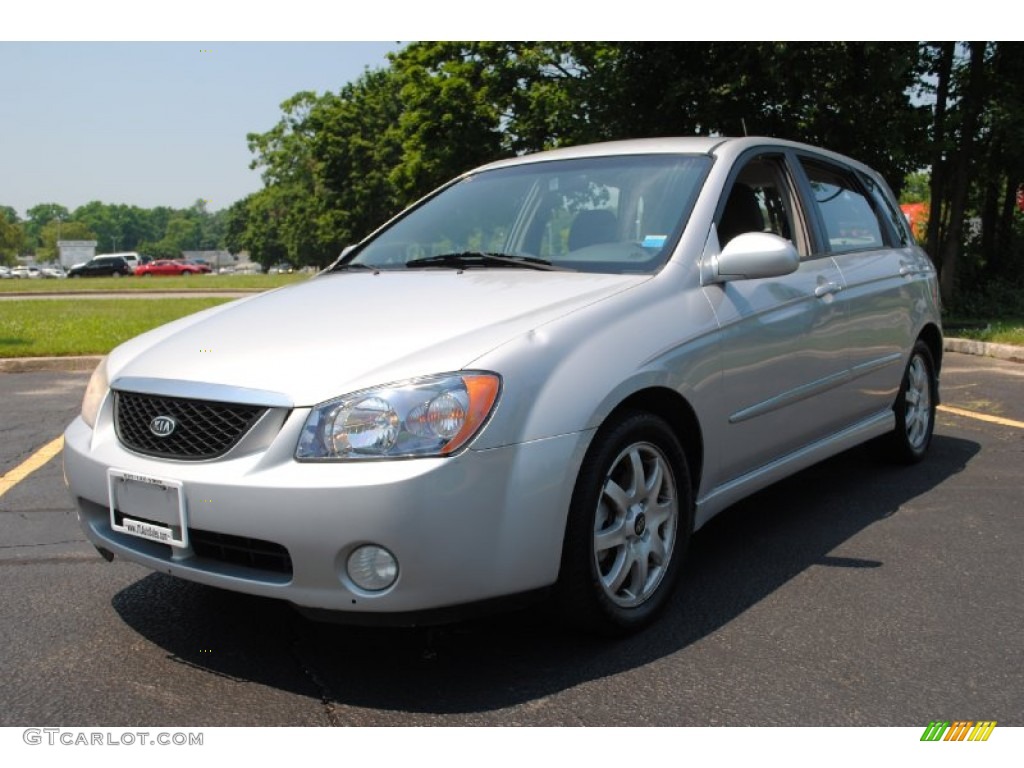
[114,391,266,460]
[189,529,293,576]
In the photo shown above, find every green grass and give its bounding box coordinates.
[0,298,234,357]
[946,319,1024,346]
[0,273,307,293]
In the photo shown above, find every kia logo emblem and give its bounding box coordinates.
[150,415,177,437]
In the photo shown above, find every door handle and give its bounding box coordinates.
[814,282,843,298]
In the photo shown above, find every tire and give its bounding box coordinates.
[888,340,937,464]
[556,411,693,635]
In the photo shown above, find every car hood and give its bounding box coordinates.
[108,270,648,405]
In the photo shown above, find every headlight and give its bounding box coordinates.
[81,356,109,428]
[296,372,500,460]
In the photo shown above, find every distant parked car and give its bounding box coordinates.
[267,263,294,275]
[11,266,42,278]
[40,266,66,279]
[0,266,12,279]
[67,256,133,278]
[102,252,143,271]
[182,260,213,274]
[135,259,208,276]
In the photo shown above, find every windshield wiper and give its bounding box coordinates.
[329,262,380,272]
[405,252,569,271]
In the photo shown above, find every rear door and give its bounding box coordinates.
[794,155,913,423]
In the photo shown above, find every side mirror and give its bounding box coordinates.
[711,231,800,282]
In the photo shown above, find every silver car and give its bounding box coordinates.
[63,137,942,634]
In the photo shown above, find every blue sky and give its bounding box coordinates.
[0,42,400,218]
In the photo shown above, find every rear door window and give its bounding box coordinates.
[799,158,888,254]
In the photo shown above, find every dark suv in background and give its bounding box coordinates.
[67,256,134,278]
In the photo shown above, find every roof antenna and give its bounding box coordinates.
[741,118,749,137]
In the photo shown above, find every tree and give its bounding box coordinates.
[901,171,931,204]
[24,203,70,250]
[234,39,1024,308]
[936,42,988,303]
[139,215,202,258]
[72,201,119,253]
[0,217,22,265]
[919,42,1024,306]
[973,42,1024,284]
[244,71,406,267]
[222,191,289,267]
[388,42,513,199]
[36,220,96,261]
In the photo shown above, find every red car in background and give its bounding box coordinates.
[135,259,211,276]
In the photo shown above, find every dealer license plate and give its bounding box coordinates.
[108,469,188,548]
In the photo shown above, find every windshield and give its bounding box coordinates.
[345,154,712,275]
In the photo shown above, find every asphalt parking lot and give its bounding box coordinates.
[1,351,1021,726]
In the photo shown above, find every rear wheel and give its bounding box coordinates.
[556,411,693,635]
[888,340,937,463]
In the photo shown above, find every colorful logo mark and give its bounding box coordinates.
[920,721,997,742]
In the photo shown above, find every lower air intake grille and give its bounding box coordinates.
[189,529,293,576]
[114,391,266,460]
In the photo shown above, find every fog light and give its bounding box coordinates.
[347,545,398,591]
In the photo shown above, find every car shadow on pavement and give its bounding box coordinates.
[112,433,980,717]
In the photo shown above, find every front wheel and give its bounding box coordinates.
[556,411,693,635]
[888,340,937,463]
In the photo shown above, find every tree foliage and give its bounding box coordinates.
[13,42,1024,310]
[235,42,932,268]
[240,72,407,268]
[917,42,1024,308]
[11,199,230,262]
[0,217,22,266]
[36,220,97,261]
[0,206,20,225]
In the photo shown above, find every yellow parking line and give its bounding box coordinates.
[0,436,64,498]
[938,405,1024,430]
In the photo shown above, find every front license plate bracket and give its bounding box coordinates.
[108,469,188,548]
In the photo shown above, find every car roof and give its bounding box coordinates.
[471,136,879,178]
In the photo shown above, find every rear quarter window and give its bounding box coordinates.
[859,172,912,247]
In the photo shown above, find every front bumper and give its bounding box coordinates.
[63,407,589,618]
